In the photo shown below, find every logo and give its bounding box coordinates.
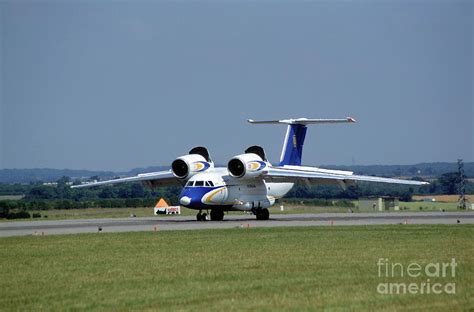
[247,161,266,171]
[191,161,210,172]
[376,258,457,295]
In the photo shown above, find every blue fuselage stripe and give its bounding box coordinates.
[180,186,220,208]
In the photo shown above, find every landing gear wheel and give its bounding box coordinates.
[196,212,207,221]
[210,208,224,221]
[256,208,270,221]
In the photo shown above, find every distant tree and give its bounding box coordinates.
[131,184,146,198]
[424,181,438,194]
[438,172,462,195]
[286,185,311,198]
[98,187,116,199]
[0,202,10,218]
[342,185,360,199]
[26,185,57,200]
[56,176,72,199]
[399,187,414,202]
[118,186,132,198]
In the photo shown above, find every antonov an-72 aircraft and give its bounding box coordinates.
[72,117,428,221]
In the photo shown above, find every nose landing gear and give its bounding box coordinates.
[196,208,224,221]
[196,211,207,221]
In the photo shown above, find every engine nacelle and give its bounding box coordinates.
[227,153,268,179]
[171,154,213,180]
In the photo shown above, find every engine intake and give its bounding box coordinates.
[227,153,268,179]
[228,158,246,178]
[171,159,189,179]
[171,154,212,179]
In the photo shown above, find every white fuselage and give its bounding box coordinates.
[179,168,293,211]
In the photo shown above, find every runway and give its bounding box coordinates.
[1,212,473,237]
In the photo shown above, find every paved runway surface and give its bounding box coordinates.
[1,212,473,237]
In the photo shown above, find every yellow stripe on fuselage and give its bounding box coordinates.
[205,186,226,202]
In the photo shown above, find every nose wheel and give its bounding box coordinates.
[196,208,225,221]
[196,211,207,221]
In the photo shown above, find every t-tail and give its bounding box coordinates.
[247,117,356,166]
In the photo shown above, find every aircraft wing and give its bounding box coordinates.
[264,166,429,186]
[70,170,179,189]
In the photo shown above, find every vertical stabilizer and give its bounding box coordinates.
[279,124,307,166]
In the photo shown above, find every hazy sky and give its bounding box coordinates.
[1,0,472,171]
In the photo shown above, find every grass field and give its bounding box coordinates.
[26,207,158,220]
[412,195,474,203]
[398,201,460,212]
[0,205,351,222]
[1,225,473,311]
[11,201,467,222]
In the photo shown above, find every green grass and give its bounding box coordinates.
[1,205,350,222]
[29,207,160,220]
[1,225,473,311]
[399,201,460,212]
[2,200,465,223]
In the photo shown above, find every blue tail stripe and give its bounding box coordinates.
[279,124,307,166]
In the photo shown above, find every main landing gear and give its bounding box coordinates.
[196,208,224,221]
[255,208,270,221]
[210,208,224,221]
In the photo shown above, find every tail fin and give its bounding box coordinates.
[279,124,307,166]
[247,117,356,166]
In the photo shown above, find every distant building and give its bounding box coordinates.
[358,197,399,212]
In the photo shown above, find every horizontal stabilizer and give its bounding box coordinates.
[248,117,356,125]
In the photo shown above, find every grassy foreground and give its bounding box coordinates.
[1,225,473,311]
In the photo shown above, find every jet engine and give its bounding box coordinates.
[227,153,268,179]
[171,146,213,180]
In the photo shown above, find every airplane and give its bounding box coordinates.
[72,117,428,221]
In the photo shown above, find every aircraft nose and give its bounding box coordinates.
[179,196,191,206]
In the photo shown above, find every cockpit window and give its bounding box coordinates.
[188,180,214,187]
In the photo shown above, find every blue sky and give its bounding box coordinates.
[0,0,472,171]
